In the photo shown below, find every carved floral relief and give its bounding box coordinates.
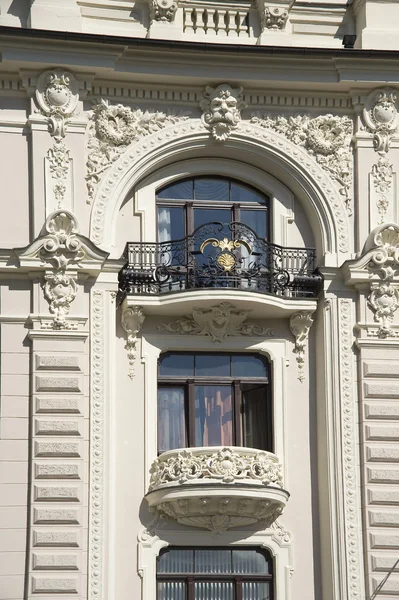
[251,113,353,211]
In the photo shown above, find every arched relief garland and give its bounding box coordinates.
[88,112,350,254]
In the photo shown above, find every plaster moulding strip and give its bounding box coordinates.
[88,85,352,110]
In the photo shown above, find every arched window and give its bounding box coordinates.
[157,547,274,600]
[157,352,272,454]
[157,177,270,242]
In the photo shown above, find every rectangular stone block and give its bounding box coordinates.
[370,532,399,548]
[366,425,399,441]
[365,382,399,399]
[34,441,80,457]
[35,419,80,436]
[32,530,79,547]
[32,553,78,570]
[0,529,26,552]
[369,510,399,527]
[34,485,80,502]
[365,402,399,420]
[35,463,80,479]
[35,376,81,393]
[372,554,399,572]
[35,396,81,414]
[1,396,29,418]
[368,467,399,484]
[0,417,28,440]
[33,508,79,524]
[364,361,399,378]
[367,445,399,462]
[31,576,78,593]
[371,576,399,594]
[368,488,399,505]
[35,354,82,371]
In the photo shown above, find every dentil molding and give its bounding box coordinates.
[200,84,246,142]
[157,302,275,343]
[289,311,314,382]
[16,210,108,329]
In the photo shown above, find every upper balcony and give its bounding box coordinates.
[118,221,322,309]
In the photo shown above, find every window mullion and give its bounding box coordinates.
[187,577,195,600]
[188,380,195,447]
[234,381,242,446]
[235,577,243,600]
[186,202,194,236]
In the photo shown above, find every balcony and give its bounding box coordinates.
[118,222,322,303]
[146,446,289,532]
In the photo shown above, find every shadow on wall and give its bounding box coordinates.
[8,0,29,26]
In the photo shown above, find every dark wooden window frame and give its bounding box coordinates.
[156,547,274,600]
[158,352,273,453]
[156,176,271,241]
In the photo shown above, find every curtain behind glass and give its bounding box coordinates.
[195,385,232,447]
[158,582,186,600]
[158,387,186,452]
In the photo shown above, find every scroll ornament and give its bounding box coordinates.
[251,113,353,211]
[362,88,399,154]
[86,100,189,202]
[35,69,79,140]
[200,84,246,142]
[157,302,275,343]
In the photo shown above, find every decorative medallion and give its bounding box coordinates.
[200,84,246,142]
[262,7,288,30]
[200,237,252,272]
[157,302,275,343]
[35,69,79,139]
[362,88,399,154]
[149,0,178,22]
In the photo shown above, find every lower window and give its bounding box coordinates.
[157,547,273,600]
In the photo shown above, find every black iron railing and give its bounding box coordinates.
[118,222,322,299]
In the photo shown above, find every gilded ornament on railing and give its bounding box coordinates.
[200,236,252,272]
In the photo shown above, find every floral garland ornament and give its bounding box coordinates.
[371,156,394,224]
[86,99,189,202]
[200,84,246,142]
[289,311,314,382]
[16,210,108,330]
[251,113,353,212]
[46,141,72,209]
[121,305,145,378]
[362,88,399,154]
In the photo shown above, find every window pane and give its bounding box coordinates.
[231,183,266,204]
[241,209,267,239]
[195,582,233,600]
[158,549,194,573]
[194,178,229,201]
[231,355,267,378]
[159,353,194,377]
[158,582,186,600]
[157,180,193,199]
[195,355,230,377]
[242,384,269,451]
[243,582,271,600]
[158,206,185,241]
[195,549,232,573]
[195,385,233,446]
[194,208,231,231]
[232,549,271,574]
[158,387,186,453]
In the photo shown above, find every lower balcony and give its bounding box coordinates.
[146,447,289,533]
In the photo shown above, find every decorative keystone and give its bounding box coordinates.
[200,84,246,142]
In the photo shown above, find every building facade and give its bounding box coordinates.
[1,2,399,599]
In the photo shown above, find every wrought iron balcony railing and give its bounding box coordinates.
[118,222,322,299]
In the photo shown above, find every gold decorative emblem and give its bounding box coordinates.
[200,237,252,272]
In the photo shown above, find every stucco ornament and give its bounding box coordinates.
[362,88,399,154]
[157,302,275,342]
[44,270,78,329]
[86,100,189,202]
[262,7,288,30]
[372,156,394,224]
[368,282,399,338]
[200,84,246,142]
[121,306,145,379]
[46,141,72,208]
[251,113,353,211]
[35,69,79,139]
[289,311,314,382]
[149,0,178,22]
